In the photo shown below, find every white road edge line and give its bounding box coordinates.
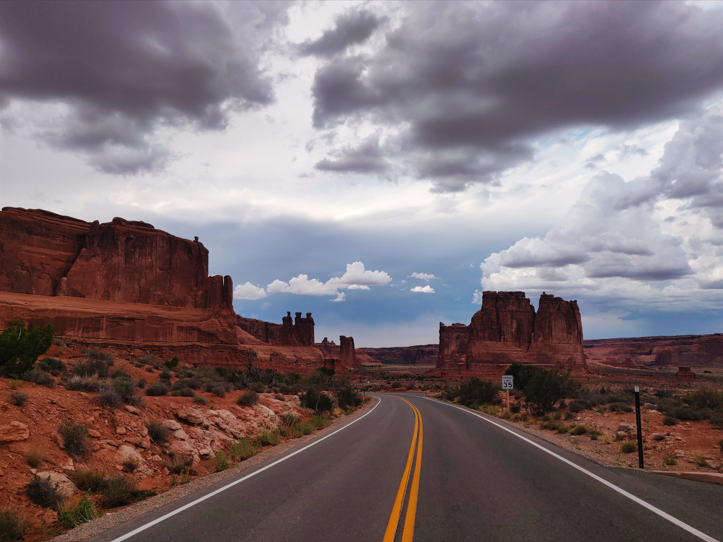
[423,397,719,542]
[109,397,382,542]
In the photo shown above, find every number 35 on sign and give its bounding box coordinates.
[502,375,514,390]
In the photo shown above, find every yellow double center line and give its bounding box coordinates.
[383,398,423,542]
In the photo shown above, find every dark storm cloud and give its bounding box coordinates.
[0,1,290,174]
[299,9,383,57]
[311,1,723,192]
[315,137,389,174]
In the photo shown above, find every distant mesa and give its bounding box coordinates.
[438,291,586,374]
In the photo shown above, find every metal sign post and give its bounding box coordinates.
[502,375,514,412]
[634,386,644,469]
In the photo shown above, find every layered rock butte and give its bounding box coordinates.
[0,207,348,368]
[437,291,586,375]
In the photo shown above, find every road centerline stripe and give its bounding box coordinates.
[424,396,720,542]
[400,400,423,542]
[109,397,382,542]
[382,399,419,542]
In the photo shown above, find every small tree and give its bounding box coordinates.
[524,368,576,415]
[0,320,54,376]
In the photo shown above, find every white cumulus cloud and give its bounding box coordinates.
[233,282,267,300]
[410,272,439,280]
[265,262,391,300]
[411,285,435,293]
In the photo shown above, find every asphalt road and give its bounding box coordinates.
[85,394,722,542]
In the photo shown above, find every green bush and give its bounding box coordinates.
[237,390,259,406]
[37,357,65,374]
[620,441,638,454]
[456,378,500,407]
[258,429,281,447]
[71,468,108,493]
[0,509,25,541]
[26,475,62,508]
[524,369,576,415]
[0,320,54,376]
[663,455,677,466]
[710,411,723,430]
[504,363,542,391]
[250,382,265,393]
[303,389,334,412]
[193,396,208,405]
[609,402,633,413]
[8,392,28,407]
[98,385,123,409]
[210,451,229,472]
[163,357,179,370]
[568,400,590,414]
[336,384,362,409]
[570,425,588,435]
[101,475,136,508]
[663,416,678,426]
[59,494,100,529]
[556,424,570,434]
[58,420,88,457]
[85,349,114,363]
[112,376,138,404]
[670,406,704,422]
[73,359,111,378]
[146,421,170,444]
[230,438,257,461]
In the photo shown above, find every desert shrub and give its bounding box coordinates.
[568,400,589,414]
[302,389,334,412]
[164,457,194,475]
[71,468,108,493]
[663,416,678,426]
[121,458,138,473]
[589,431,600,440]
[570,425,588,435]
[26,475,62,508]
[163,357,179,370]
[146,421,170,444]
[85,349,114,363]
[172,379,191,391]
[98,385,123,409]
[250,382,265,393]
[300,421,315,435]
[58,494,100,529]
[24,450,44,468]
[0,320,54,376]
[510,403,521,414]
[279,414,302,438]
[193,396,208,405]
[336,384,362,409]
[230,438,257,461]
[524,369,576,415]
[258,429,281,447]
[22,368,55,388]
[159,370,172,380]
[58,419,88,457]
[662,455,677,466]
[670,406,705,422]
[620,441,638,454]
[308,416,330,430]
[691,455,708,467]
[684,388,723,411]
[210,385,227,398]
[8,392,29,407]
[609,402,633,413]
[63,375,103,392]
[145,380,171,396]
[504,363,543,391]
[101,475,141,508]
[0,509,25,541]
[73,359,111,378]
[210,451,229,472]
[237,390,259,407]
[37,357,65,375]
[170,388,195,397]
[718,438,723,452]
[540,414,562,431]
[453,378,500,407]
[556,424,570,434]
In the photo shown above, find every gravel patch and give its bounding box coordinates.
[52,398,378,542]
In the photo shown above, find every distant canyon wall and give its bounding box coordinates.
[585,334,723,367]
[439,291,586,372]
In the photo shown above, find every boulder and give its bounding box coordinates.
[35,471,76,498]
[651,432,666,441]
[0,421,29,442]
[176,407,206,425]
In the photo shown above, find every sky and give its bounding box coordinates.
[1,1,722,347]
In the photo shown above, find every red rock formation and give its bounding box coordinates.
[0,208,232,309]
[438,325,470,370]
[276,311,315,347]
[359,344,438,366]
[583,334,723,367]
[236,315,282,344]
[675,366,696,380]
[439,291,586,372]
[339,336,360,368]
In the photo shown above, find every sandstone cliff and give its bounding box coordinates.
[584,334,723,367]
[360,344,439,365]
[339,336,360,368]
[439,291,586,372]
[0,208,232,309]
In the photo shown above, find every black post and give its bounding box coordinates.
[634,386,644,469]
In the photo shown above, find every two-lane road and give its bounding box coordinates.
[80,394,722,542]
